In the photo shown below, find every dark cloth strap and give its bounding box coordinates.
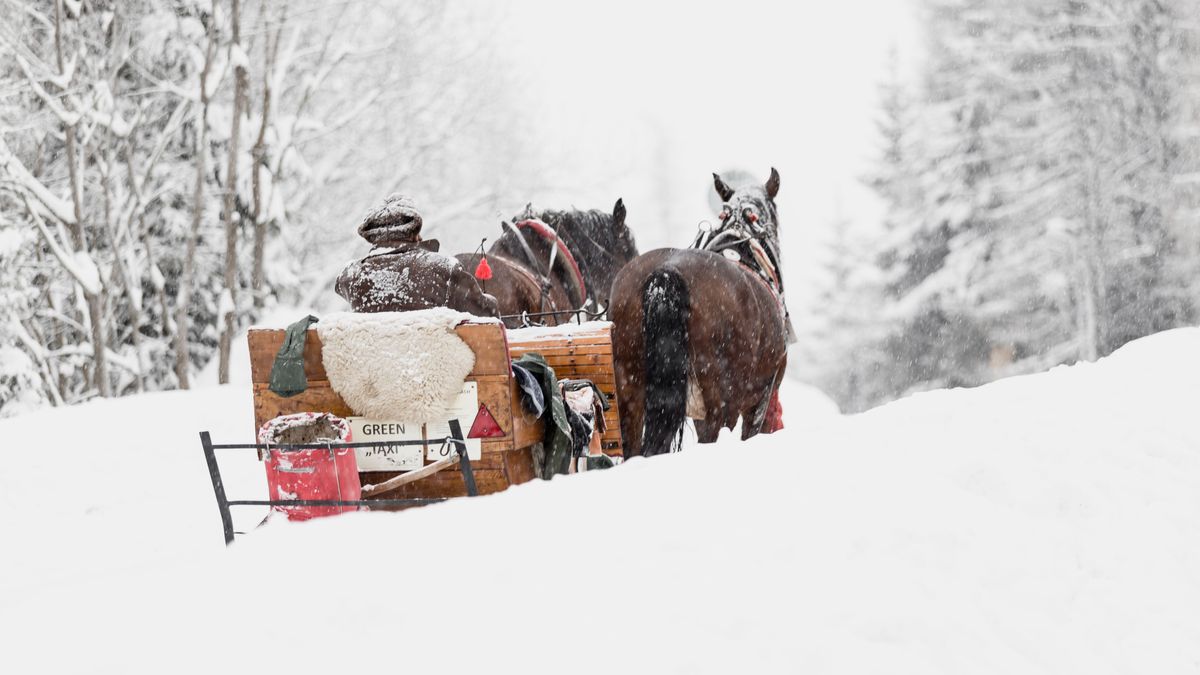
[268,315,319,397]
[511,353,573,479]
[511,364,545,418]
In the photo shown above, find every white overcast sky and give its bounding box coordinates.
[498,0,919,300]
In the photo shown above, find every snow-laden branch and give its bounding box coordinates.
[13,54,81,126]
[22,194,101,297]
[14,52,133,138]
[46,50,76,89]
[0,136,78,226]
[86,82,133,137]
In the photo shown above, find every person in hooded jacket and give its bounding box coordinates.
[335,194,500,317]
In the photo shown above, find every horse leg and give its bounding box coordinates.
[694,418,721,443]
[612,282,645,459]
[618,372,645,459]
[694,358,729,444]
[740,367,782,441]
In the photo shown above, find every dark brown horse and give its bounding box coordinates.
[456,199,638,327]
[611,169,789,457]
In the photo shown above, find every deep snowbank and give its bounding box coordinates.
[2,329,1198,673]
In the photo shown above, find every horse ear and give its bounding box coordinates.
[612,198,626,227]
[713,173,735,202]
[765,167,781,199]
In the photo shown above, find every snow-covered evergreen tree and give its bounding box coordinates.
[820,0,1200,411]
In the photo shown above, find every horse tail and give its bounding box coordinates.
[640,269,690,456]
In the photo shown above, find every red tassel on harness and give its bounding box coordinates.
[763,389,784,434]
[474,256,493,281]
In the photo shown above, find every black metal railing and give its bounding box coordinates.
[200,419,477,546]
[503,306,606,327]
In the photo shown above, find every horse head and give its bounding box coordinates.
[712,168,781,246]
[564,198,638,310]
[706,168,783,294]
[503,199,639,311]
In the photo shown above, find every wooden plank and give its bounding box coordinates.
[558,375,616,385]
[248,328,329,384]
[474,377,514,438]
[455,322,510,376]
[508,344,612,356]
[361,454,459,497]
[253,385,355,436]
[363,467,511,499]
[508,341,612,352]
[503,446,537,485]
[535,353,608,366]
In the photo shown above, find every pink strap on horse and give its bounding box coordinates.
[514,219,588,305]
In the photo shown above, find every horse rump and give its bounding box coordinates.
[641,269,689,456]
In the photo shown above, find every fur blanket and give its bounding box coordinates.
[317,309,478,423]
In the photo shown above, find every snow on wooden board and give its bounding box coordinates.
[506,320,613,341]
[2,329,1200,673]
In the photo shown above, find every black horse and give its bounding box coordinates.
[611,169,790,457]
[456,199,639,326]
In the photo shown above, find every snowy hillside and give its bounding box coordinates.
[3,329,1200,673]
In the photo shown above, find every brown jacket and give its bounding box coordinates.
[335,239,500,317]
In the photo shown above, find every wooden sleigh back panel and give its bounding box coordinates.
[506,323,624,456]
[246,320,622,500]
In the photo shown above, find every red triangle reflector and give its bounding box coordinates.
[468,403,504,438]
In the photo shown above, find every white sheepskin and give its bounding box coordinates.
[317,309,478,423]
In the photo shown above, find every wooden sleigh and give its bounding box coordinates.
[244,320,623,500]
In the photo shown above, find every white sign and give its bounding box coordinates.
[433,381,483,462]
[348,381,482,472]
[347,418,424,471]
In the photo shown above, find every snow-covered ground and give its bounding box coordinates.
[2,329,1199,673]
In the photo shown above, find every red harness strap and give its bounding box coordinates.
[738,261,786,317]
[763,389,784,434]
[736,260,786,434]
[514,219,588,305]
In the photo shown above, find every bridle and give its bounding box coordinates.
[692,203,784,297]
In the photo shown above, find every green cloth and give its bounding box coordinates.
[586,453,616,471]
[268,315,319,397]
[512,353,573,479]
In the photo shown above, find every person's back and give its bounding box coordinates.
[335,194,500,317]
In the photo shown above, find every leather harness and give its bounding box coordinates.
[506,218,589,308]
[693,221,795,343]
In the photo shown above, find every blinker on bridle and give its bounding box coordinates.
[719,206,759,225]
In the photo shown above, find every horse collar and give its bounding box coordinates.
[513,218,589,306]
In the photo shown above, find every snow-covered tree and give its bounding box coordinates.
[821,0,1200,411]
[0,0,544,417]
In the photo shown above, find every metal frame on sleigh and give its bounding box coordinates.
[199,422,478,546]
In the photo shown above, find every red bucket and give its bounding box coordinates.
[259,413,361,521]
